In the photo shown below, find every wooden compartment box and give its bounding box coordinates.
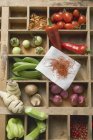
[1,4,93,140]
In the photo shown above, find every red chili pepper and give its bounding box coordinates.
[61,42,89,55]
[45,24,62,50]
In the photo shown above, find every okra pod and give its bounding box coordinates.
[18,70,42,79]
[23,57,39,64]
[13,64,37,72]
[25,107,48,121]
[25,127,40,140]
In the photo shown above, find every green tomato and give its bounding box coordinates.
[34,36,43,46]
[12,47,21,54]
[22,40,30,48]
[10,37,20,47]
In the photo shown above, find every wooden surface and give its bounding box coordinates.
[0,1,93,140]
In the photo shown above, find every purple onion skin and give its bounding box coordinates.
[50,95,62,106]
[50,83,62,94]
[60,90,68,99]
[78,95,85,106]
[72,85,84,94]
[70,94,78,106]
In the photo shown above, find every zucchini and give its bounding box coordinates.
[23,57,39,64]
[18,70,42,79]
[25,107,48,121]
[13,64,37,72]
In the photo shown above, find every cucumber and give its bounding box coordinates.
[13,64,37,72]
[25,107,48,121]
[18,70,42,79]
[23,57,39,64]
[13,62,32,67]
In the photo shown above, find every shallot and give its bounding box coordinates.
[50,83,62,95]
[70,94,78,106]
[50,95,62,106]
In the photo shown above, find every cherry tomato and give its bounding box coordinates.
[63,12,73,23]
[73,9,80,18]
[72,21,80,29]
[57,21,65,29]
[64,23,74,29]
[51,13,63,22]
[58,11,64,20]
[78,15,86,25]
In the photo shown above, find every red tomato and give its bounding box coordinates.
[57,21,65,29]
[64,23,74,29]
[58,11,64,20]
[72,21,80,29]
[78,15,86,25]
[51,13,63,22]
[73,9,80,18]
[63,12,73,23]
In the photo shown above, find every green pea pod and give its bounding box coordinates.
[13,63,37,72]
[6,118,24,139]
[25,127,40,140]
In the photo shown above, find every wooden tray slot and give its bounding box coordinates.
[49,82,88,107]
[49,7,87,30]
[24,115,28,136]
[27,116,46,140]
[7,56,48,80]
[88,115,92,140]
[90,7,93,30]
[70,56,89,81]
[70,115,89,140]
[9,19,27,30]
[19,82,47,107]
[8,31,47,55]
[67,115,70,140]
[90,32,93,54]
[5,114,25,140]
[91,58,93,80]
[9,7,27,17]
[48,115,68,140]
[91,83,93,106]
[0,115,6,140]
[29,7,47,30]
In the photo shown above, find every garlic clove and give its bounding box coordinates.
[30,94,42,107]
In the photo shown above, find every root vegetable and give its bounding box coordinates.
[12,47,21,54]
[70,94,78,106]
[22,40,30,49]
[72,85,84,94]
[60,90,68,99]
[31,36,43,47]
[78,95,85,106]
[10,37,20,47]
[50,83,62,94]
[24,84,38,96]
[0,91,24,113]
[50,95,62,106]
[30,94,42,107]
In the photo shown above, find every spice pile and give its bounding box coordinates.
[70,116,88,140]
[28,13,47,30]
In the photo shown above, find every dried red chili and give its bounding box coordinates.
[50,57,72,78]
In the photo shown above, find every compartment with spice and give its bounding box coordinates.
[19,82,47,107]
[70,115,89,140]
[49,82,88,107]
[8,31,48,55]
[49,7,87,30]
[28,7,47,30]
[48,115,68,140]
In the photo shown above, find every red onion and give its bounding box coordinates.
[72,85,84,94]
[50,95,62,106]
[78,95,85,106]
[60,90,68,99]
[70,94,78,106]
[50,83,62,94]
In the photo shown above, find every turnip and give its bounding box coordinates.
[22,40,30,49]
[60,90,68,99]
[50,95,62,106]
[72,84,84,94]
[12,47,21,54]
[50,83,62,94]
[70,94,78,106]
[10,37,20,47]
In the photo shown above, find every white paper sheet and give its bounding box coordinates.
[36,46,81,90]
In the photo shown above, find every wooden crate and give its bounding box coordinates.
[1,1,93,140]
